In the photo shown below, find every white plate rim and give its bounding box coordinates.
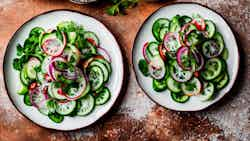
[132,2,240,111]
[3,9,124,130]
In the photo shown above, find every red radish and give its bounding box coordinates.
[163,32,181,53]
[29,82,37,90]
[42,32,66,57]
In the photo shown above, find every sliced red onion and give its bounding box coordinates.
[192,49,205,71]
[29,86,48,108]
[176,46,192,71]
[48,57,66,80]
[62,67,82,80]
[142,42,150,63]
[97,47,112,62]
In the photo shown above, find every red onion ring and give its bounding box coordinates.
[176,46,192,71]
[97,47,112,62]
[142,42,150,63]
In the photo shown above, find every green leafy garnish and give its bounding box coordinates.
[106,0,138,16]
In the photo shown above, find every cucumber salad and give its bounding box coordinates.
[138,14,229,103]
[13,21,112,123]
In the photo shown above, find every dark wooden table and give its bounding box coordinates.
[0,0,249,140]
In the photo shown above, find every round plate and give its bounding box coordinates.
[3,10,124,130]
[132,3,239,111]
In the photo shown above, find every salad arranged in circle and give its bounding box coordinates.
[138,14,229,103]
[13,21,112,123]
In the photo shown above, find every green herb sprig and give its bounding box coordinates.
[106,0,138,16]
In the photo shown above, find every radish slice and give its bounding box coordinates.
[163,32,181,54]
[142,42,150,63]
[29,86,48,108]
[191,18,206,31]
[148,56,166,80]
[97,47,111,62]
[42,32,66,57]
[176,46,192,71]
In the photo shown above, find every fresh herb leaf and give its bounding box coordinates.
[106,0,138,16]
[16,44,23,56]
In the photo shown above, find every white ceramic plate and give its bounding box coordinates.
[3,10,124,130]
[132,3,239,111]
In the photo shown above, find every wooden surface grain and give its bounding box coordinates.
[0,0,249,141]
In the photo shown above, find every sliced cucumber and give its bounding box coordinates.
[83,31,99,46]
[171,93,190,103]
[221,47,229,60]
[205,20,216,38]
[181,77,202,96]
[159,27,169,41]
[77,94,95,116]
[26,57,41,80]
[95,87,111,105]
[213,32,224,51]
[213,72,225,83]
[56,100,76,115]
[148,55,166,80]
[18,83,28,95]
[166,76,181,93]
[95,58,112,74]
[201,58,222,80]
[24,94,32,106]
[169,15,181,32]
[80,83,91,98]
[48,82,66,100]
[147,42,159,57]
[20,64,31,86]
[48,112,64,123]
[88,66,104,91]
[200,82,215,101]
[180,15,192,24]
[170,61,193,82]
[89,60,109,82]
[152,75,168,92]
[216,72,229,90]
[80,41,97,59]
[152,18,170,41]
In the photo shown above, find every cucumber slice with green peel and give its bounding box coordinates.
[205,20,216,38]
[201,58,222,80]
[80,41,97,59]
[20,64,32,86]
[166,76,181,93]
[181,77,202,96]
[153,76,168,92]
[48,82,66,100]
[170,61,193,82]
[146,42,160,57]
[88,66,104,91]
[18,84,28,95]
[180,15,192,24]
[95,87,111,105]
[213,72,225,83]
[24,94,32,106]
[95,58,112,74]
[83,31,99,46]
[216,72,229,90]
[27,57,41,80]
[80,83,91,98]
[152,18,170,41]
[159,27,169,41]
[56,100,76,115]
[200,82,215,101]
[89,60,109,82]
[221,48,229,60]
[95,85,104,94]
[48,112,64,123]
[169,15,182,32]
[77,94,95,116]
[171,93,190,103]
[213,32,224,50]
[41,56,52,73]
